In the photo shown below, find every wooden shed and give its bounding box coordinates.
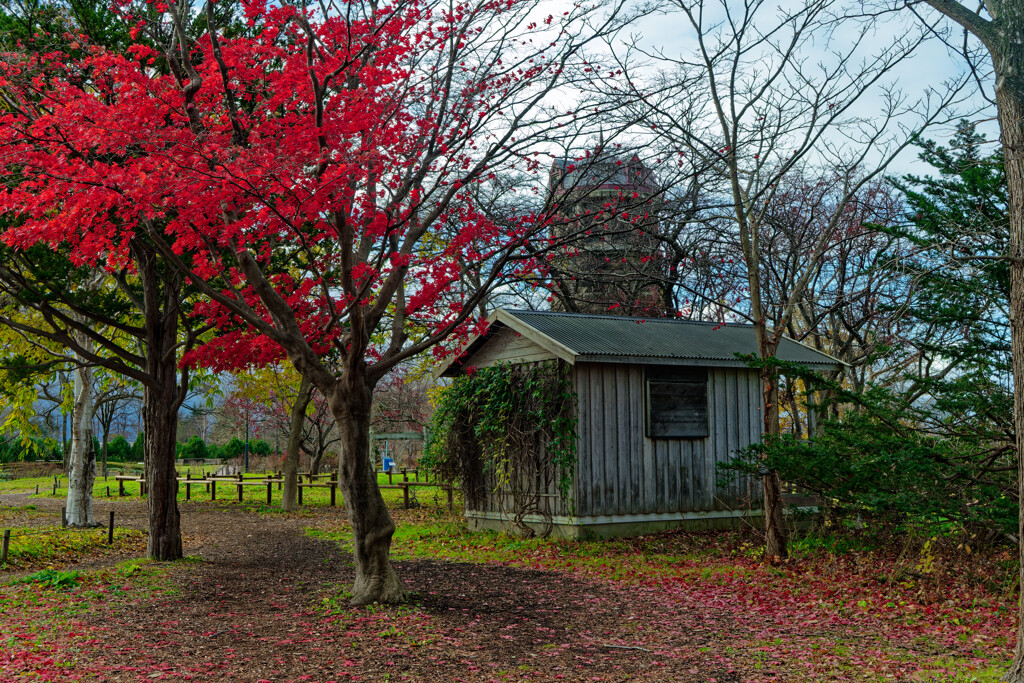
[435,309,843,539]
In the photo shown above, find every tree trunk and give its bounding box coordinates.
[143,376,182,560]
[65,359,96,527]
[60,384,68,470]
[995,49,1024,683]
[752,313,788,558]
[100,417,111,479]
[136,241,184,561]
[759,363,787,559]
[309,449,323,476]
[328,375,405,605]
[282,374,313,512]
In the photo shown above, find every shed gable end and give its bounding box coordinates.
[465,326,558,369]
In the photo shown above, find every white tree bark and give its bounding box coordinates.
[65,341,97,527]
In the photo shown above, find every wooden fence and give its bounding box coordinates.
[113,471,454,510]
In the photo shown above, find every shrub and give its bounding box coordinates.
[106,436,131,462]
[723,383,1016,539]
[223,437,246,459]
[178,435,208,461]
[249,439,271,456]
[0,439,17,464]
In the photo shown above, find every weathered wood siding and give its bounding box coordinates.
[473,438,571,519]
[470,327,557,368]
[572,363,762,517]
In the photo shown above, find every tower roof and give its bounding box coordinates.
[550,155,659,195]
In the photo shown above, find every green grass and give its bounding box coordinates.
[10,568,82,589]
[0,524,147,570]
[904,659,1011,682]
[1,466,451,512]
[309,519,727,579]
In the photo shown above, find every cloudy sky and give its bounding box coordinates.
[584,0,997,175]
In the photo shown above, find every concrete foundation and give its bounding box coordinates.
[466,509,766,540]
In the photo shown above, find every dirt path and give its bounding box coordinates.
[5,497,745,682]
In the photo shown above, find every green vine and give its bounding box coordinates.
[423,360,577,515]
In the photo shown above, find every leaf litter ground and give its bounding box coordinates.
[0,492,1014,682]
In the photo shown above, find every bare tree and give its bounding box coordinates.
[602,0,968,556]
[93,374,142,477]
[283,375,313,512]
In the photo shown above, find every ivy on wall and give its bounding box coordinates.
[423,360,577,518]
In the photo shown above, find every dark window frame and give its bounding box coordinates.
[644,366,709,439]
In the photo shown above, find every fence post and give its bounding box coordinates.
[108,511,115,545]
[237,482,243,502]
[211,480,217,500]
[1,529,9,565]
[61,507,66,528]
[298,484,303,506]
[403,485,409,510]
[330,484,336,507]
[266,482,272,505]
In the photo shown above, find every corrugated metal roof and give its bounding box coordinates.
[436,309,844,377]
[506,310,842,367]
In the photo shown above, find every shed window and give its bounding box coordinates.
[645,367,709,439]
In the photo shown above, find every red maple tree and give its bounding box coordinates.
[0,0,630,602]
